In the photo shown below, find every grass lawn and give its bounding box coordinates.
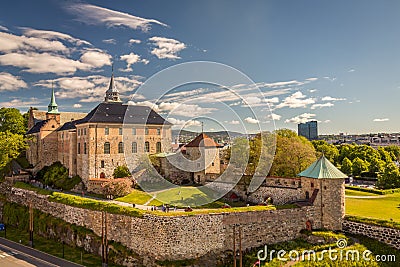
[345,188,380,197]
[346,191,400,222]
[116,189,154,205]
[3,226,121,267]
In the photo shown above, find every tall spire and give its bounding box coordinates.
[47,83,59,114]
[104,64,121,103]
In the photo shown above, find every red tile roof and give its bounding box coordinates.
[185,133,220,147]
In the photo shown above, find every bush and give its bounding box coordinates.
[36,162,82,190]
[113,165,131,178]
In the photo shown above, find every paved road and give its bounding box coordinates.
[0,238,83,267]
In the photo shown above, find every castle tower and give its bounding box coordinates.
[298,155,347,230]
[185,133,221,184]
[46,87,60,124]
[104,69,122,103]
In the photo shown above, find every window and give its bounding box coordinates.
[118,142,124,153]
[101,160,105,168]
[311,182,314,188]
[156,142,161,153]
[145,127,149,135]
[211,162,215,166]
[84,128,87,135]
[132,142,137,153]
[157,128,161,135]
[77,143,81,154]
[132,128,136,135]
[104,142,110,154]
[145,141,150,152]
[105,127,109,135]
[119,128,122,135]
[84,143,87,154]
[78,129,80,136]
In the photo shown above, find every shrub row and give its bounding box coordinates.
[345,185,400,195]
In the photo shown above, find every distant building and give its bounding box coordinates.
[298,120,318,140]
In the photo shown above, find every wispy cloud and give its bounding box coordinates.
[225,120,240,125]
[0,97,40,108]
[129,39,141,44]
[128,101,216,117]
[373,118,389,122]
[21,27,91,46]
[310,102,334,109]
[0,72,27,91]
[268,113,282,121]
[149,36,186,59]
[66,3,167,31]
[102,38,116,44]
[166,118,201,129]
[73,103,82,108]
[0,25,9,32]
[285,113,316,124]
[321,96,346,101]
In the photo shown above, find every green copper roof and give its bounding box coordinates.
[47,88,59,114]
[297,155,347,179]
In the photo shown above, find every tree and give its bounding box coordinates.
[368,157,385,174]
[42,161,69,186]
[102,179,132,197]
[0,108,26,135]
[377,162,400,189]
[113,165,131,178]
[0,131,26,170]
[312,140,339,164]
[351,157,369,177]
[383,146,400,162]
[341,157,353,175]
[269,129,317,177]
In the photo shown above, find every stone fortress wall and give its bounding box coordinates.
[6,187,321,262]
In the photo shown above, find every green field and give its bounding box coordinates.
[116,189,154,205]
[345,189,400,222]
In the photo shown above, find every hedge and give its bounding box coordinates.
[345,185,400,195]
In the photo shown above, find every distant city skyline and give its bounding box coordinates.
[1,0,399,134]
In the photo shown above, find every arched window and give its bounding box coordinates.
[132,142,137,153]
[104,142,110,154]
[145,141,150,153]
[118,142,124,153]
[100,172,105,178]
[156,142,161,153]
[77,143,81,154]
[84,143,87,154]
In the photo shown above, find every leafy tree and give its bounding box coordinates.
[351,157,369,177]
[42,161,68,186]
[0,131,26,170]
[113,165,131,178]
[377,147,393,163]
[383,146,400,162]
[312,140,339,164]
[377,162,400,189]
[102,179,132,197]
[341,157,353,175]
[0,108,26,135]
[368,157,385,174]
[269,129,316,177]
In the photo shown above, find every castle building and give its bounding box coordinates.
[27,74,172,186]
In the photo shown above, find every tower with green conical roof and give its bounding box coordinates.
[47,87,59,114]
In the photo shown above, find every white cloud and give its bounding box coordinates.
[0,72,27,91]
[129,39,141,44]
[324,120,331,123]
[348,69,355,72]
[102,38,116,44]
[276,91,315,109]
[244,117,259,124]
[323,76,337,82]
[21,28,91,46]
[309,89,317,93]
[35,75,142,101]
[80,49,112,68]
[128,101,216,117]
[0,98,40,108]
[66,3,167,31]
[0,30,111,75]
[166,118,201,129]
[0,25,8,31]
[321,96,346,101]
[120,52,149,72]
[149,36,186,59]
[285,113,316,124]
[373,118,389,122]
[306,77,318,81]
[268,113,282,121]
[0,52,95,74]
[310,102,334,109]
[264,97,279,103]
[73,104,82,108]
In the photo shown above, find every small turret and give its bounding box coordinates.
[47,87,59,114]
[104,67,122,103]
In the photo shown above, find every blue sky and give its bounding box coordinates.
[0,0,400,134]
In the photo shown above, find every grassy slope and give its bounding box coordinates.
[345,190,400,222]
[345,188,379,197]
